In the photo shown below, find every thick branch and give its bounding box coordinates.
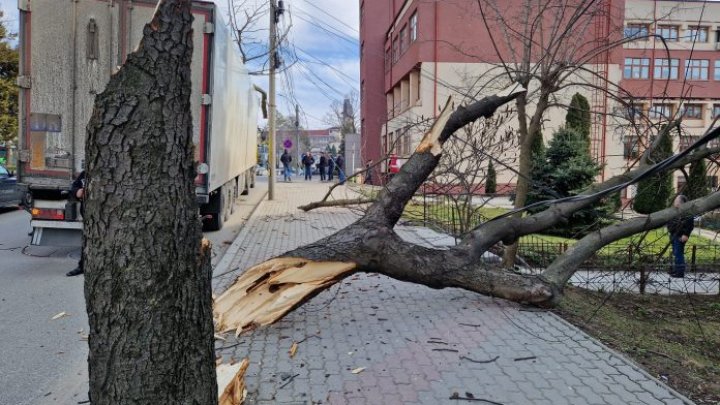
[362,84,526,228]
[298,198,375,212]
[469,142,720,257]
[543,191,720,286]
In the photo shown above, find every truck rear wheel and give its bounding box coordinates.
[204,190,224,231]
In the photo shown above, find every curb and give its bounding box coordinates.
[548,312,696,405]
[212,188,268,282]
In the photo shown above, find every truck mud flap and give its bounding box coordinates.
[31,226,82,247]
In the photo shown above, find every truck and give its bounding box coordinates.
[15,0,261,245]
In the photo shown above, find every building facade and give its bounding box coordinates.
[359,0,720,195]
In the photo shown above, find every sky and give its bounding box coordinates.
[0,0,360,129]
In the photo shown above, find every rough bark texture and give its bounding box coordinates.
[83,1,217,403]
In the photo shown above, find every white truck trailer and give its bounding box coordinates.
[16,0,260,245]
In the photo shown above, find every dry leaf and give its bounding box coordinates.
[51,312,68,320]
[214,333,227,342]
[351,367,365,374]
[289,342,298,358]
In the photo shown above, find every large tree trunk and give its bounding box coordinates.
[83,1,217,403]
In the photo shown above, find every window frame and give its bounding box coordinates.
[623,57,650,79]
[653,58,679,80]
[685,59,709,80]
[410,12,418,42]
[681,104,703,120]
[685,26,709,43]
[624,23,649,39]
[649,103,673,119]
[655,25,679,42]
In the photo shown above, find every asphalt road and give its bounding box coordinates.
[0,179,267,405]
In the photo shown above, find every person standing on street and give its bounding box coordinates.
[667,194,694,278]
[318,153,328,181]
[327,154,335,182]
[66,171,86,277]
[280,149,293,182]
[336,154,346,185]
[302,152,315,181]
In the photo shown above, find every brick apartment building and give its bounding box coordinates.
[359,0,720,195]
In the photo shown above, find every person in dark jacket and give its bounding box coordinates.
[667,194,694,278]
[336,154,346,185]
[280,149,293,182]
[327,154,335,181]
[318,153,328,181]
[302,152,315,181]
[66,171,86,277]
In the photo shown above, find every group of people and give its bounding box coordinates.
[280,150,346,184]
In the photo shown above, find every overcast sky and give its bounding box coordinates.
[0,0,360,129]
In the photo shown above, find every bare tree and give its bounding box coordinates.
[84,1,216,402]
[226,0,293,74]
[214,86,720,335]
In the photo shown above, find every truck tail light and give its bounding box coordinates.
[31,208,65,220]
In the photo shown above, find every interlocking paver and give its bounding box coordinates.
[213,181,695,405]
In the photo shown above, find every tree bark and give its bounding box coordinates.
[83,1,217,403]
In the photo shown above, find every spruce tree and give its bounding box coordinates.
[527,127,605,237]
[685,159,710,201]
[485,160,497,194]
[566,93,591,141]
[633,128,674,214]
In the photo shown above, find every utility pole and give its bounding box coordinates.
[268,0,282,200]
[295,104,300,177]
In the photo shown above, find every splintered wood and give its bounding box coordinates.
[214,258,356,335]
[217,358,249,405]
[415,96,454,156]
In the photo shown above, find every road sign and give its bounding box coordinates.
[283,139,293,149]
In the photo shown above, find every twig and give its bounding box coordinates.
[77,401,91,404]
[279,373,300,389]
[297,334,320,344]
[432,348,459,352]
[643,349,682,363]
[459,323,483,328]
[513,356,536,362]
[449,393,504,404]
[216,341,244,351]
[427,340,448,345]
[460,355,499,364]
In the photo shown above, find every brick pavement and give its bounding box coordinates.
[213,180,694,405]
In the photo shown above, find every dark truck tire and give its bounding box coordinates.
[203,189,224,231]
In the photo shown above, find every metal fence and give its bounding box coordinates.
[407,191,720,294]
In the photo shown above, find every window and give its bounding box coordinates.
[385,48,391,72]
[682,104,703,119]
[623,137,640,159]
[624,103,644,120]
[654,58,679,79]
[392,37,399,63]
[685,59,709,80]
[649,103,672,119]
[403,131,412,156]
[655,25,679,41]
[714,61,720,80]
[679,136,701,151]
[624,23,648,39]
[623,58,650,79]
[685,26,708,42]
[410,12,418,42]
[713,104,720,118]
[400,25,408,54]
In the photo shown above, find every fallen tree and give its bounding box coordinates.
[215,85,720,335]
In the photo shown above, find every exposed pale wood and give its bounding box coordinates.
[214,258,357,335]
[416,96,454,156]
[217,359,249,405]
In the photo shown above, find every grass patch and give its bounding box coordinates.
[555,288,720,404]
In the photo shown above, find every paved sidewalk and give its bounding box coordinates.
[213,181,693,405]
